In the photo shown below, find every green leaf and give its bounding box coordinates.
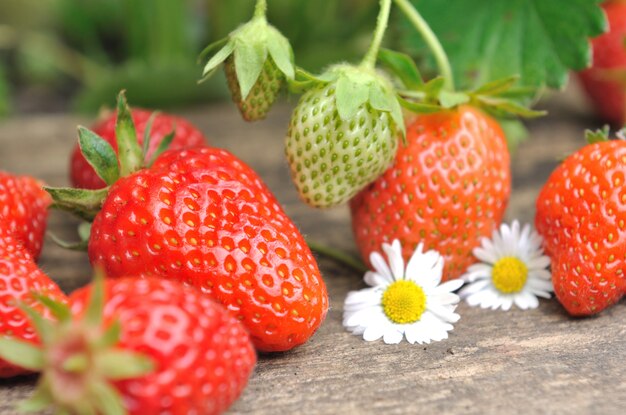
[46,187,109,221]
[148,130,175,166]
[439,91,470,108]
[0,338,44,371]
[421,76,446,99]
[402,0,606,90]
[335,76,369,120]
[48,232,89,252]
[398,96,442,114]
[78,127,119,186]
[96,350,155,380]
[377,48,424,89]
[473,76,520,96]
[478,97,547,118]
[115,91,143,176]
[266,26,295,79]
[201,41,235,78]
[234,41,267,99]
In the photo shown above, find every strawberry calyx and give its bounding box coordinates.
[46,91,171,225]
[199,1,295,103]
[0,272,154,415]
[585,125,626,144]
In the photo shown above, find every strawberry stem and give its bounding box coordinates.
[254,0,267,19]
[393,0,455,91]
[361,0,392,69]
[307,239,368,274]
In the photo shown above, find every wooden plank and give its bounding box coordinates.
[1,93,625,414]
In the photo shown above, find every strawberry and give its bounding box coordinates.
[200,2,294,121]
[0,227,67,378]
[350,106,511,281]
[535,133,626,315]
[0,275,255,414]
[48,92,329,352]
[0,171,51,259]
[70,109,208,189]
[285,64,403,208]
[578,0,626,126]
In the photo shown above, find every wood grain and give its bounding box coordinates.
[1,86,625,414]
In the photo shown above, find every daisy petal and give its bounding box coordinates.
[370,251,393,283]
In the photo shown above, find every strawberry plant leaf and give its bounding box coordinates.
[78,126,120,186]
[401,0,607,90]
[378,48,424,89]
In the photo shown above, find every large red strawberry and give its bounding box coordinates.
[578,0,626,126]
[0,227,67,378]
[0,275,255,414]
[535,134,626,315]
[0,171,51,259]
[350,106,511,281]
[70,109,208,189]
[49,92,328,352]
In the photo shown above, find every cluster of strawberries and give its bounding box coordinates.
[0,94,328,414]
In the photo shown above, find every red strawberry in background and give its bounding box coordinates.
[50,92,329,352]
[70,109,209,189]
[578,0,626,126]
[350,106,511,281]
[0,276,255,414]
[0,227,67,378]
[535,133,626,316]
[0,171,51,259]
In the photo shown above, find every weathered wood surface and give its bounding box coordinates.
[1,85,625,415]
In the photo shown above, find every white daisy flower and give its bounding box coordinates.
[460,220,553,311]
[343,240,463,345]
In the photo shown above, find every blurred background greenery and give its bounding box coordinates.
[0,0,383,116]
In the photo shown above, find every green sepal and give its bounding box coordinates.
[439,91,470,109]
[234,39,268,99]
[17,382,53,412]
[421,77,446,100]
[369,83,405,138]
[499,119,529,153]
[201,41,235,80]
[197,37,228,65]
[335,75,370,120]
[18,302,55,343]
[91,380,127,415]
[46,187,109,221]
[115,91,143,177]
[476,97,546,119]
[586,125,611,144]
[288,67,326,93]
[98,320,122,349]
[398,96,442,114]
[31,294,72,322]
[96,350,155,380]
[142,111,159,161]
[85,271,106,327]
[377,48,424,89]
[0,338,44,371]
[148,130,175,167]
[48,232,88,252]
[266,25,295,80]
[473,76,519,96]
[78,127,120,186]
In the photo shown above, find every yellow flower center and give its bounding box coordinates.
[492,256,528,293]
[381,280,426,324]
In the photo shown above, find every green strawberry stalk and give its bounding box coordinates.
[285,0,404,208]
[0,274,154,414]
[200,0,295,121]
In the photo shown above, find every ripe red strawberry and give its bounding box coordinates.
[0,276,255,414]
[49,92,328,352]
[87,147,328,352]
[0,171,51,259]
[350,106,511,281]
[70,109,208,189]
[578,0,626,125]
[0,227,67,378]
[535,138,626,315]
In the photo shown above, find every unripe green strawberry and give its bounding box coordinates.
[224,55,283,121]
[285,65,403,208]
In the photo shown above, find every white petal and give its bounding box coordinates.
[344,306,381,328]
[383,328,404,344]
[364,271,391,287]
[370,251,394,283]
[519,291,539,309]
[526,277,554,293]
[474,246,499,264]
[459,279,490,298]
[382,240,405,281]
[527,255,550,269]
[344,288,380,308]
[501,297,513,311]
[362,320,387,341]
[427,302,461,323]
[461,263,493,282]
